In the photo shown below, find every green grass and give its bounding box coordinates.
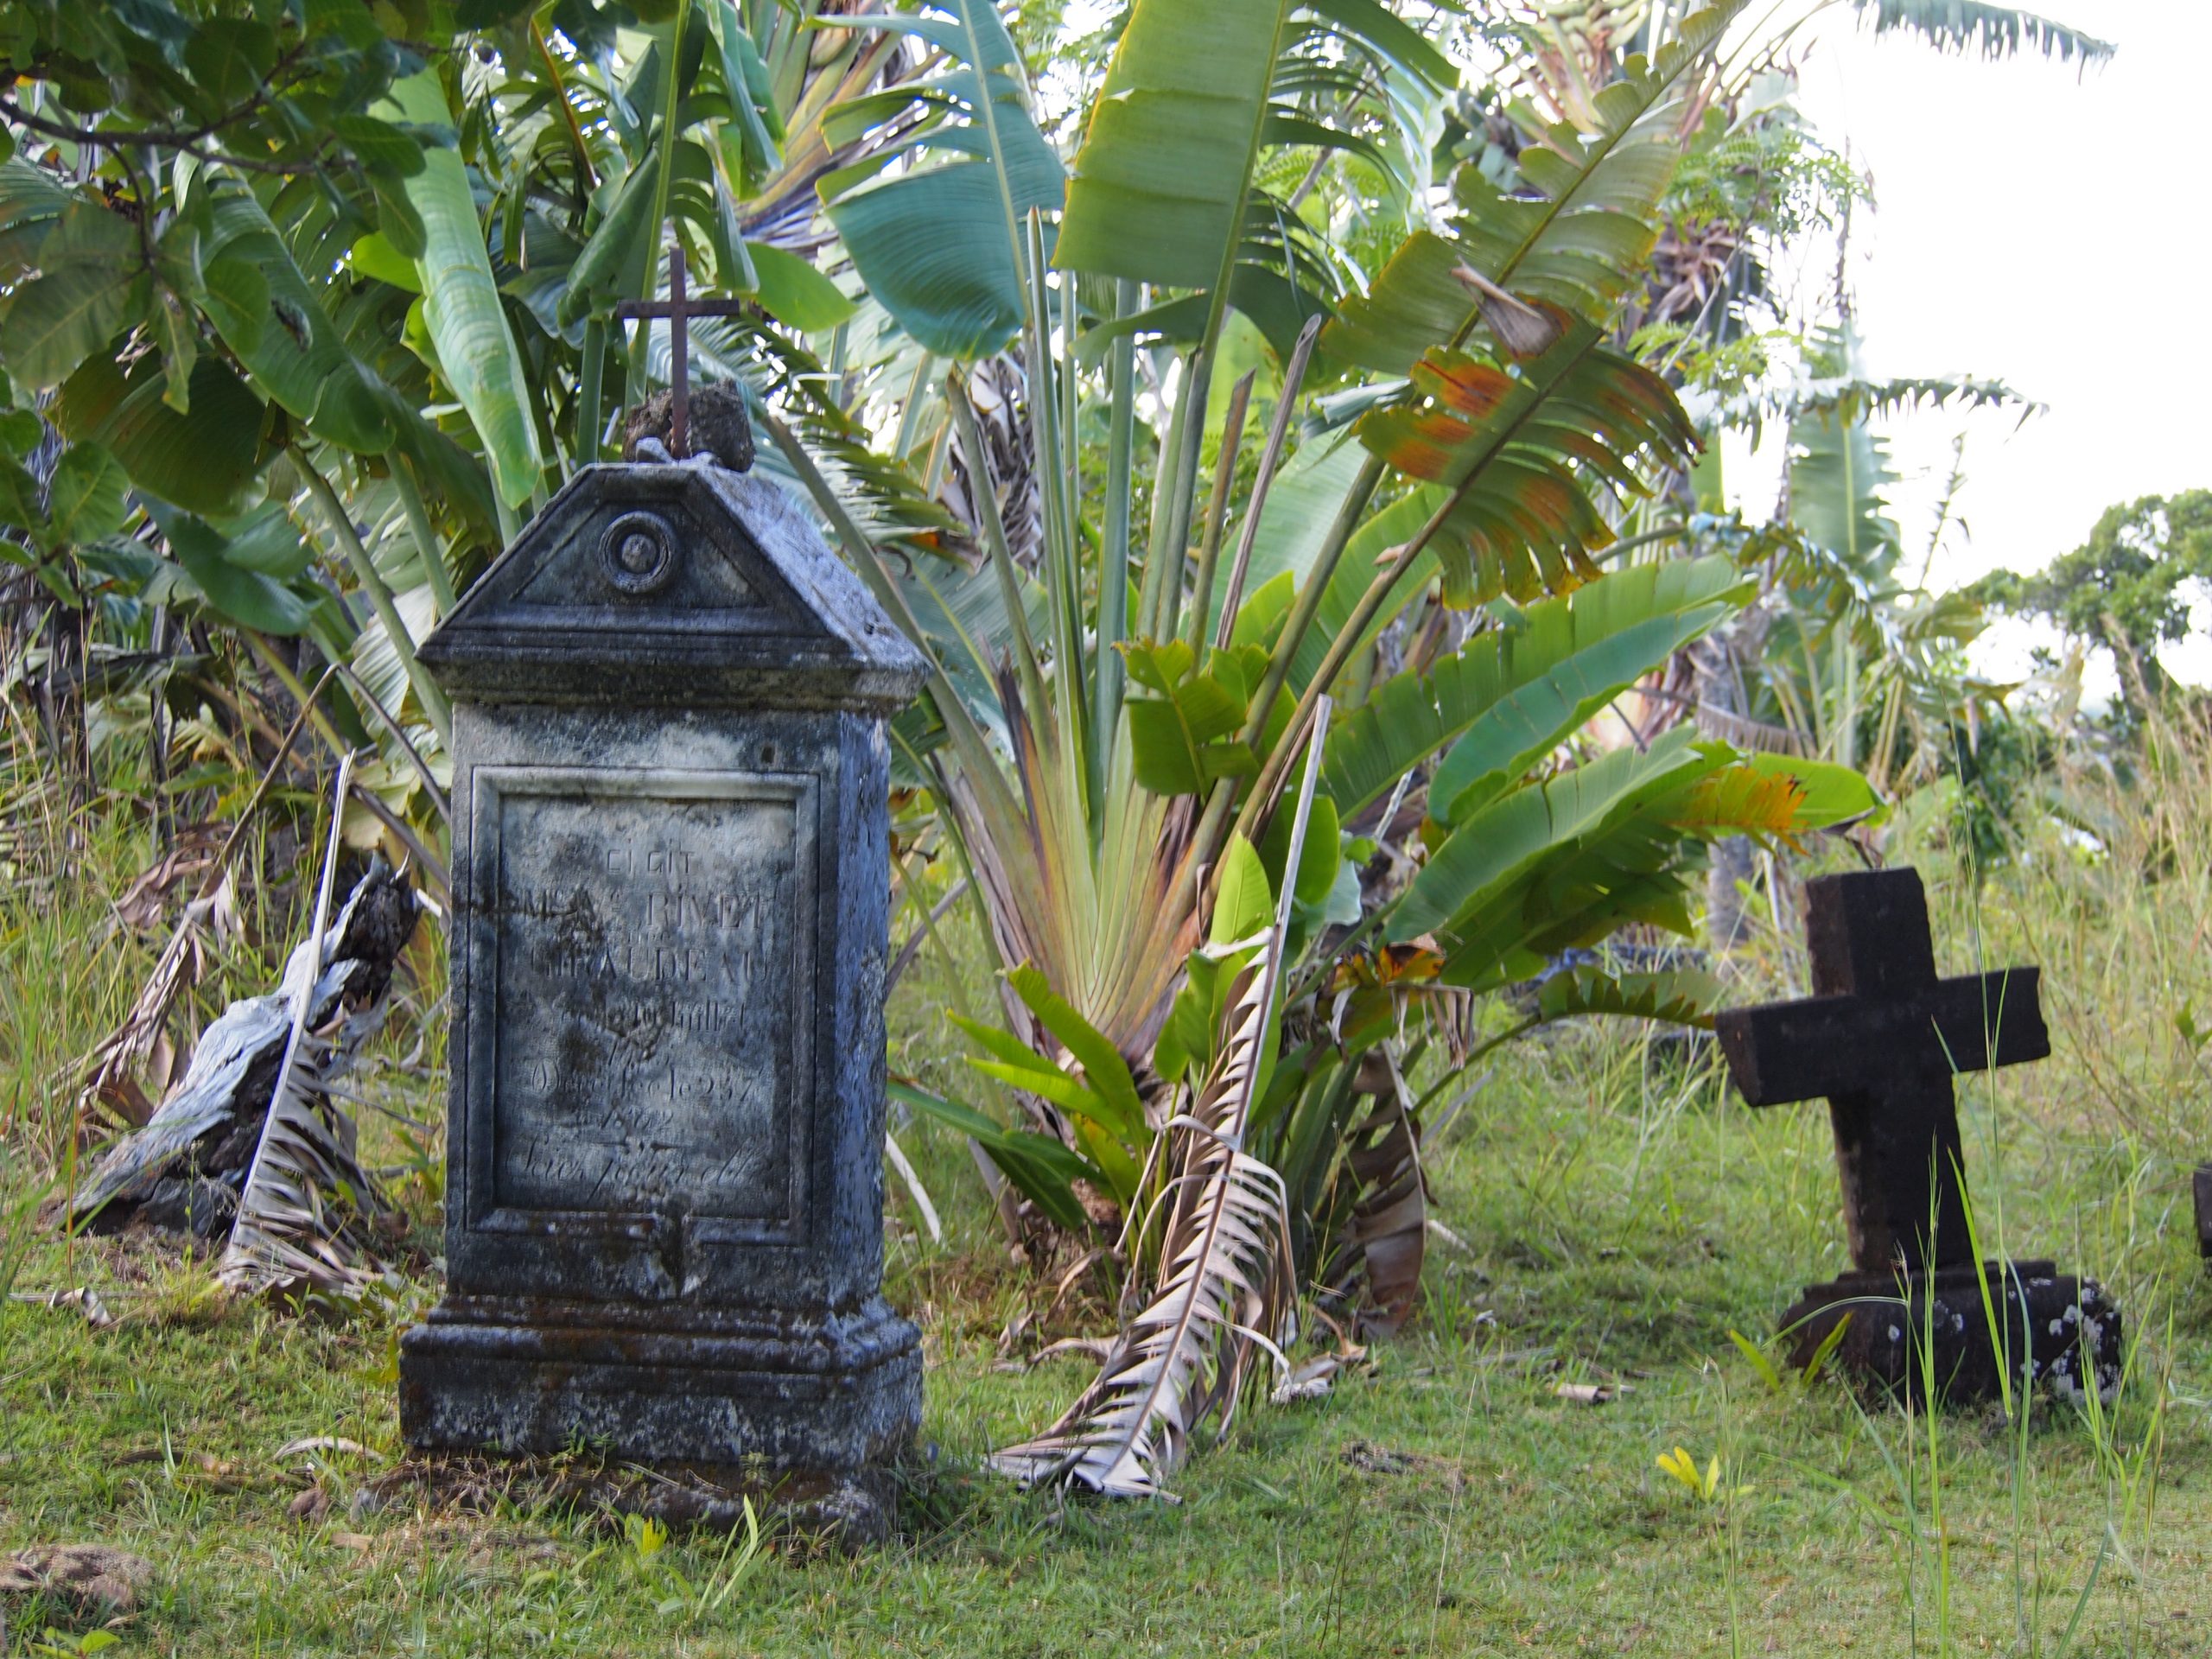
[3,813,2210,1655]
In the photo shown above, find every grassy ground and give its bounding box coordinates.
[3,799,2210,1655]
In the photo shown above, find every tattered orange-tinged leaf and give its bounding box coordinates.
[1665,766,1812,849]
[1332,940,1446,991]
[1411,352,1517,420]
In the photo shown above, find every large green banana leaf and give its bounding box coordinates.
[1322,555,1749,820]
[200,181,397,454]
[380,73,544,510]
[1325,0,1743,373]
[1,202,143,390]
[819,0,1063,359]
[1355,315,1699,603]
[1398,728,1878,950]
[1055,0,1287,292]
[52,354,264,518]
[1054,0,1453,322]
[1393,728,1720,942]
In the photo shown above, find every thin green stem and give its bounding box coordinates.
[295,450,452,751]
[1211,312,1324,651]
[390,458,457,620]
[1093,277,1138,804]
[1185,370,1254,653]
[1135,351,1193,642]
[1154,339,1212,646]
[630,0,693,391]
[577,316,607,463]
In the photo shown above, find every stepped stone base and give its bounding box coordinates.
[399,1293,920,1535]
[1779,1259,2120,1407]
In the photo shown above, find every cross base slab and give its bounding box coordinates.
[396,1296,922,1503]
[1778,1260,2121,1407]
[2193,1165,2212,1262]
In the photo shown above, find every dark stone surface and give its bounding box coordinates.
[416,462,925,711]
[2195,1164,2212,1262]
[1780,1260,2122,1407]
[356,1451,903,1546]
[399,459,926,1496]
[1715,868,2046,1274]
[625,385,753,474]
[1713,867,2116,1406]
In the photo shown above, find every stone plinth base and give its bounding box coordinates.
[1779,1259,2121,1407]
[397,1294,920,1494]
[355,1452,901,1544]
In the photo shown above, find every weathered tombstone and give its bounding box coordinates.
[1714,867,2121,1403]
[396,442,929,1529]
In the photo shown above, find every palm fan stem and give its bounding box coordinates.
[990,704,1332,1497]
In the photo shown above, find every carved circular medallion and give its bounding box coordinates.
[599,511,680,595]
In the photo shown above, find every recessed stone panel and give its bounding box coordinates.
[475,766,812,1228]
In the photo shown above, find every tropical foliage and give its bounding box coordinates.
[0,0,2119,1497]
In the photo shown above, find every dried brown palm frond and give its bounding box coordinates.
[73,870,243,1128]
[67,753,420,1308]
[987,924,1297,1496]
[66,851,418,1247]
[988,709,1333,1497]
[1694,700,1807,755]
[938,353,1041,574]
[219,754,417,1302]
[1331,1049,1429,1339]
[67,672,332,1128]
[1645,218,1743,327]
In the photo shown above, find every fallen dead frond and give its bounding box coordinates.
[988,708,1334,1497]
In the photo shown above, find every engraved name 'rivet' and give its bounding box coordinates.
[599,510,681,596]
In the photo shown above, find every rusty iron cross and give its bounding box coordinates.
[1714,867,2050,1276]
[613,235,751,460]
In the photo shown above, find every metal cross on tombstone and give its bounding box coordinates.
[1715,865,2046,1274]
[614,236,752,461]
[1714,866,2121,1404]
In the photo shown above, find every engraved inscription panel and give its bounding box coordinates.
[482,770,809,1221]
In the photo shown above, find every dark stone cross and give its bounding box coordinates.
[1714,867,2120,1404]
[615,237,751,461]
[1714,865,2046,1274]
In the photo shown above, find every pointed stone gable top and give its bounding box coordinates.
[417,461,928,711]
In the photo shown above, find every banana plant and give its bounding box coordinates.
[796,3,1887,1342]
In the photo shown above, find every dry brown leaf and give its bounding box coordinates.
[287,1488,331,1523]
[0,1546,154,1615]
[12,1287,117,1329]
[1270,1355,1341,1405]
[273,1436,381,1462]
[1554,1381,1630,1405]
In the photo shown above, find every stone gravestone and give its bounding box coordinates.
[1714,867,2121,1403]
[397,454,928,1525]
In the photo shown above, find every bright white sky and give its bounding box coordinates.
[1763,1,2212,681]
